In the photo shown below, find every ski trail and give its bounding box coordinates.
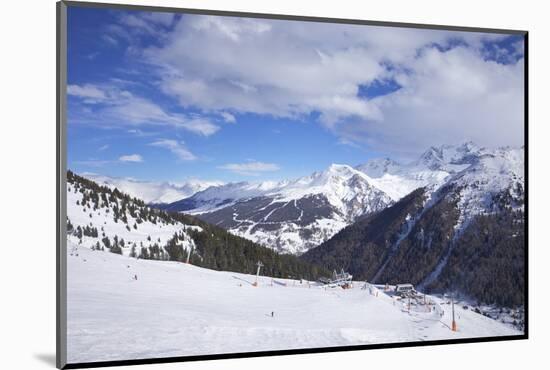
[372,189,442,283]
[419,218,472,290]
[262,202,286,222]
[371,214,415,283]
[295,199,304,222]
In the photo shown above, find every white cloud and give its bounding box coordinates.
[73,153,143,167]
[149,139,197,161]
[103,11,175,48]
[86,52,100,60]
[337,137,361,148]
[220,111,236,123]
[119,154,143,163]
[68,83,220,136]
[119,14,163,36]
[139,12,175,27]
[354,46,525,158]
[218,161,280,176]
[98,144,109,151]
[67,84,107,102]
[102,34,119,46]
[144,16,403,122]
[126,128,156,137]
[76,15,524,159]
[142,16,464,121]
[136,15,522,156]
[178,118,220,136]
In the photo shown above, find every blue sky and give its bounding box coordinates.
[67,6,524,183]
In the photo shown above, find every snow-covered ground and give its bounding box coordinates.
[67,244,520,364]
[67,184,201,257]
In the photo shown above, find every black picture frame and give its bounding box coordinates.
[56,1,529,368]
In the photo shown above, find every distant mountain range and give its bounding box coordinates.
[82,173,222,204]
[77,141,525,306]
[157,164,393,254]
[137,142,522,256]
[85,142,524,255]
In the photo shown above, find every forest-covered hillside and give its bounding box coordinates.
[67,171,328,281]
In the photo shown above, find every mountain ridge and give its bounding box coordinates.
[82,142,524,257]
[155,142,523,255]
[82,172,223,204]
[301,147,525,307]
[167,163,394,254]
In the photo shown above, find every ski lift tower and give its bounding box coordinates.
[185,245,193,264]
[253,261,263,287]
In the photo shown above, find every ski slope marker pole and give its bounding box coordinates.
[451,294,457,331]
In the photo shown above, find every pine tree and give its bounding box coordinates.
[139,247,149,259]
[102,236,111,249]
[67,218,74,234]
[75,226,83,240]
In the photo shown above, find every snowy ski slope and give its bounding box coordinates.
[67,243,519,363]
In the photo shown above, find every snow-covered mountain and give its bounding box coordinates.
[162,164,393,254]
[355,158,401,178]
[81,173,223,204]
[303,144,525,308]
[156,142,523,257]
[162,180,285,214]
[444,146,524,228]
[359,142,524,235]
[356,141,485,201]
